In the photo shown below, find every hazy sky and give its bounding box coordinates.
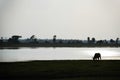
[0,0,120,40]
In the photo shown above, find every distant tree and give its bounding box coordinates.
[30,35,38,43]
[30,35,35,40]
[45,40,49,44]
[116,38,119,44]
[0,37,3,43]
[1,37,3,40]
[96,40,103,44]
[87,37,90,43]
[104,40,108,44]
[12,35,21,40]
[110,39,115,43]
[53,35,56,43]
[8,35,22,43]
[92,37,95,43]
[59,40,63,44]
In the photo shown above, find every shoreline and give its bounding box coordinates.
[0,46,120,49]
[0,42,120,48]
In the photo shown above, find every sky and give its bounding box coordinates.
[0,0,120,40]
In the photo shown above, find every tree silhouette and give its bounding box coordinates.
[30,35,35,40]
[116,38,119,44]
[110,39,115,43]
[92,37,95,43]
[0,37,3,43]
[87,37,90,43]
[30,35,38,43]
[8,35,22,43]
[53,35,56,43]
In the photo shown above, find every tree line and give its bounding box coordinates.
[0,35,119,47]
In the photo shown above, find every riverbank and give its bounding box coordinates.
[0,43,120,48]
[0,60,120,80]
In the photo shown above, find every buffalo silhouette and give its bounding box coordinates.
[93,53,101,60]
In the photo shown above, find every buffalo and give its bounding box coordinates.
[93,53,101,60]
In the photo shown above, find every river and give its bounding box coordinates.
[0,47,120,62]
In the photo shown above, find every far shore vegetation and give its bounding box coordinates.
[0,35,120,47]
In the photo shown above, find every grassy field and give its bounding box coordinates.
[0,60,120,80]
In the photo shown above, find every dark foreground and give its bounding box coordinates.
[0,60,120,80]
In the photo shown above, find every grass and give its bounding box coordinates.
[0,60,120,80]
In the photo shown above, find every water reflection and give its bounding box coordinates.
[84,49,120,57]
[0,48,120,62]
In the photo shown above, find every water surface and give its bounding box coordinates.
[0,48,120,62]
